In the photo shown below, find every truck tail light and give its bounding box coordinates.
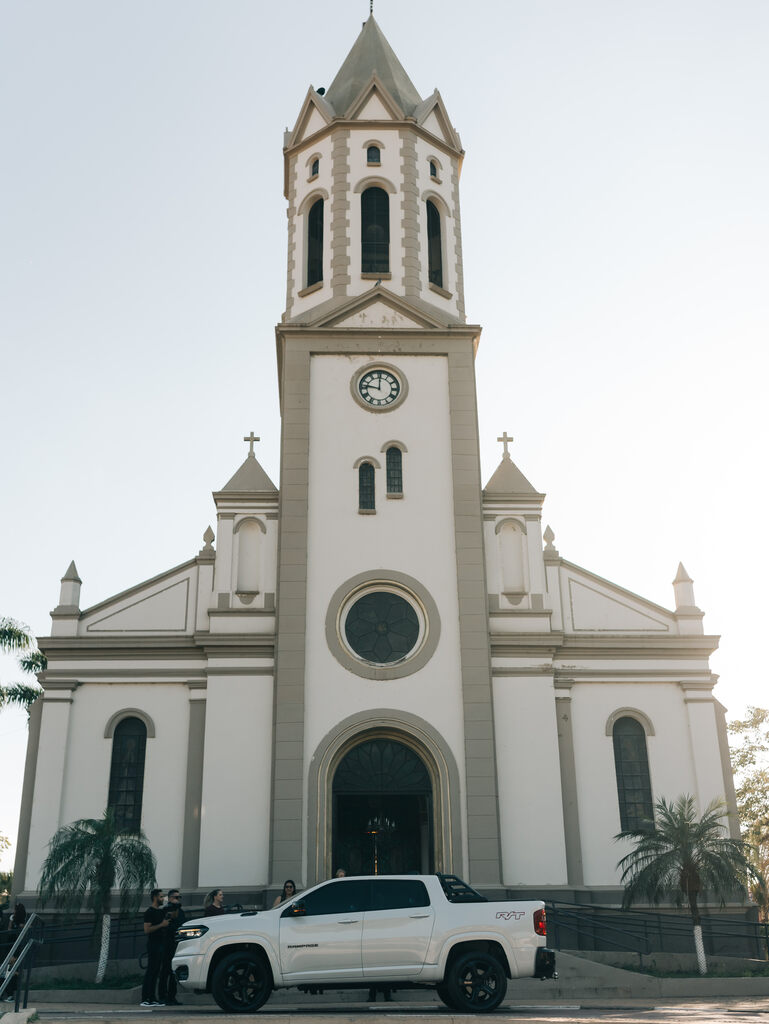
[533,908,546,936]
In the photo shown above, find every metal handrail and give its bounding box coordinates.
[0,913,38,976]
[0,927,39,1011]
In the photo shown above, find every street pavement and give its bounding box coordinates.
[10,997,769,1023]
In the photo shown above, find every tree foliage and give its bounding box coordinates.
[616,794,762,974]
[0,617,45,711]
[728,706,769,916]
[39,809,157,982]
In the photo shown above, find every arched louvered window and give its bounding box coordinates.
[310,158,319,176]
[386,446,403,495]
[429,160,438,179]
[367,145,381,164]
[307,198,324,287]
[426,200,443,288]
[361,187,389,274]
[613,716,653,831]
[108,717,147,831]
[358,461,375,511]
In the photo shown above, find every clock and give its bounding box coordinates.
[357,368,401,407]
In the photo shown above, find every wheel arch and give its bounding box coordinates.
[441,939,511,979]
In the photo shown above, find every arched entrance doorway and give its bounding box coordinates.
[332,737,434,875]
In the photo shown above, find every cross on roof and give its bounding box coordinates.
[497,432,513,459]
[243,432,260,456]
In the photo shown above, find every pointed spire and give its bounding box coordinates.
[324,16,422,117]
[672,562,705,635]
[672,562,698,611]
[53,560,82,618]
[62,560,81,583]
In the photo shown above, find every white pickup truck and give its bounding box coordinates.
[173,873,556,1013]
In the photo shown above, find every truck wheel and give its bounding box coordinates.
[436,981,456,1009]
[211,951,272,1013]
[445,950,507,1013]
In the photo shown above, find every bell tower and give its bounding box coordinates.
[271,17,501,889]
[282,15,466,325]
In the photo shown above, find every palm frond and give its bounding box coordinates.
[0,683,42,712]
[0,618,34,652]
[19,650,47,673]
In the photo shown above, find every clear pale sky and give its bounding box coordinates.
[1,0,767,873]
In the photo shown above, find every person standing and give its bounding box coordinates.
[140,888,169,1007]
[203,889,225,916]
[158,889,185,1006]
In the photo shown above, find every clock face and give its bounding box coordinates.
[358,369,401,407]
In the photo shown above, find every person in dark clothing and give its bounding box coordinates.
[140,888,169,1007]
[158,889,185,1006]
[203,889,225,916]
[3,903,27,1002]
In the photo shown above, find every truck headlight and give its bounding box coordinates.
[176,925,209,942]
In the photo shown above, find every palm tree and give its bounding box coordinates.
[39,809,157,983]
[0,617,45,712]
[616,794,763,975]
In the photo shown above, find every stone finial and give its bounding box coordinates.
[543,525,556,551]
[198,526,216,559]
[672,562,697,611]
[57,561,81,610]
[672,561,704,635]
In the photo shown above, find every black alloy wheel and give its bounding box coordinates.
[211,951,272,1013]
[445,950,507,1012]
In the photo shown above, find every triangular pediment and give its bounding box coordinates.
[345,75,405,121]
[286,87,334,149]
[309,288,449,330]
[82,564,196,634]
[414,91,462,152]
[563,568,674,634]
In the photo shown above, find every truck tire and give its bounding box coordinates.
[211,950,272,1013]
[436,981,456,1009]
[445,950,507,1012]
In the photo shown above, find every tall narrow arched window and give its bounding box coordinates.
[386,446,403,495]
[108,717,147,831]
[361,187,389,274]
[307,198,324,287]
[358,461,375,511]
[426,200,443,288]
[613,717,653,831]
[366,145,381,164]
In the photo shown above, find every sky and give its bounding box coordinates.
[1,0,767,874]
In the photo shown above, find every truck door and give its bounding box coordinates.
[362,879,435,978]
[279,879,370,983]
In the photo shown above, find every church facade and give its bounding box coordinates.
[14,17,737,905]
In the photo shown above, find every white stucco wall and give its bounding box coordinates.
[492,674,568,885]
[199,672,273,886]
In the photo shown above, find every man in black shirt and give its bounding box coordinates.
[140,888,169,1007]
[158,889,185,1006]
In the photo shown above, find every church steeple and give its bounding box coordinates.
[282,16,466,325]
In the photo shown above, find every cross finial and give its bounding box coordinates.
[243,431,260,457]
[497,431,513,459]
[369,0,373,14]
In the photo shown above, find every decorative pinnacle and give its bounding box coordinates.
[543,525,556,551]
[497,432,513,460]
[243,432,260,457]
[202,526,215,549]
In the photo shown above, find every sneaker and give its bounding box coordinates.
[152,1002,165,1007]
[140,1000,154,1006]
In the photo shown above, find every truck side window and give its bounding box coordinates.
[370,879,430,911]
[300,879,372,915]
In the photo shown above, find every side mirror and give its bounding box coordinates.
[283,900,306,917]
